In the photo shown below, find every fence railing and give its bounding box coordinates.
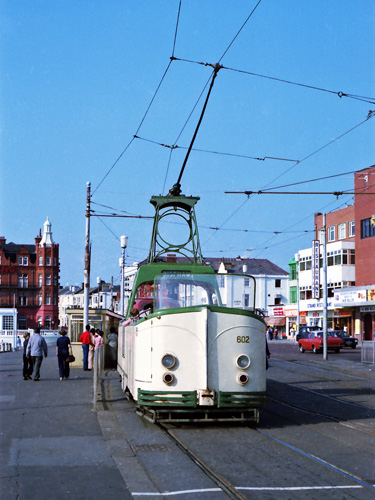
[361,341,375,365]
[93,344,105,409]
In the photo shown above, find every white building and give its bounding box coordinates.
[288,240,356,334]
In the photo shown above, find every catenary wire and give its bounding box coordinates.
[92,0,183,196]
[218,0,263,62]
[172,57,375,105]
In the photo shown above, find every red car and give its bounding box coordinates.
[298,331,344,354]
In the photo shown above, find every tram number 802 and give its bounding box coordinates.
[237,336,249,343]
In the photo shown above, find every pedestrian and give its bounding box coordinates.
[88,328,96,370]
[94,329,104,350]
[274,328,279,340]
[266,339,271,370]
[56,329,71,380]
[22,333,33,380]
[106,326,118,370]
[79,324,93,371]
[17,336,22,351]
[26,327,48,381]
[268,326,274,341]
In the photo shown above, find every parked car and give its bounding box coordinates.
[329,330,358,349]
[296,325,321,342]
[298,331,344,354]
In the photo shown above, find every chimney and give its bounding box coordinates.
[0,237,6,245]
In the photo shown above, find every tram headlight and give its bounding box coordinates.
[235,354,250,370]
[237,373,249,385]
[161,353,177,370]
[163,372,174,385]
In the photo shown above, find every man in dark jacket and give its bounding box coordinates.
[26,327,48,381]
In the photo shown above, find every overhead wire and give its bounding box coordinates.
[92,1,183,196]
[172,57,375,105]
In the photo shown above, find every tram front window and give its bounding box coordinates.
[154,273,256,311]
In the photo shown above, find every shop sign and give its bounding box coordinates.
[360,305,375,312]
[285,308,297,317]
[367,289,375,301]
[306,300,333,309]
[0,266,16,273]
[272,307,284,316]
[312,240,320,299]
[334,290,367,305]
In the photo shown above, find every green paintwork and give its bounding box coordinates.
[138,389,197,407]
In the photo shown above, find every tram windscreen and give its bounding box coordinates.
[154,273,256,311]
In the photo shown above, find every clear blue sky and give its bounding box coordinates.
[1,0,374,287]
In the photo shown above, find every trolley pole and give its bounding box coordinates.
[322,213,328,360]
[83,182,91,330]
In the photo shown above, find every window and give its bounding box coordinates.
[338,223,346,240]
[349,220,355,237]
[38,274,43,287]
[46,294,51,305]
[46,257,51,266]
[361,218,375,239]
[45,317,51,330]
[328,226,335,242]
[39,295,43,305]
[319,229,324,244]
[275,279,281,288]
[244,294,249,307]
[46,274,51,285]
[3,315,14,329]
[54,275,57,286]
[18,295,28,306]
[39,257,43,265]
[18,256,28,265]
[18,316,27,329]
[244,277,250,287]
[53,295,57,305]
[18,274,28,287]
[37,317,42,327]
[54,257,57,266]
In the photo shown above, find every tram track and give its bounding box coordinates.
[159,422,248,500]
[266,396,375,437]
[157,419,375,499]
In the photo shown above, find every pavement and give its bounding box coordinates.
[1,343,374,500]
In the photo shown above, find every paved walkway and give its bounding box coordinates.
[0,350,132,500]
[1,344,374,499]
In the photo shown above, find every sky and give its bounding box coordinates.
[1,0,374,288]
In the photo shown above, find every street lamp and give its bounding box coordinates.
[295,252,300,341]
[120,235,128,316]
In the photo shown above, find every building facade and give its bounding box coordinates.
[288,165,375,339]
[0,218,59,330]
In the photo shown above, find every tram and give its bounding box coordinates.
[117,194,267,423]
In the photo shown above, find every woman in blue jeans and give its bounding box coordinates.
[56,329,71,380]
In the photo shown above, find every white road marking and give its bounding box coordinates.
[131,485,363,496]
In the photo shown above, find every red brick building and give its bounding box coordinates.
[354,166,375,286]
[0,218,59,330]
[313,165,375,339]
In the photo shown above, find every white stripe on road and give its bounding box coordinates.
[131,485,363,496]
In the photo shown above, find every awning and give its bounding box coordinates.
[265,316,286,327]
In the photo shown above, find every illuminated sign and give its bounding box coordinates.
[312,240,320,299]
